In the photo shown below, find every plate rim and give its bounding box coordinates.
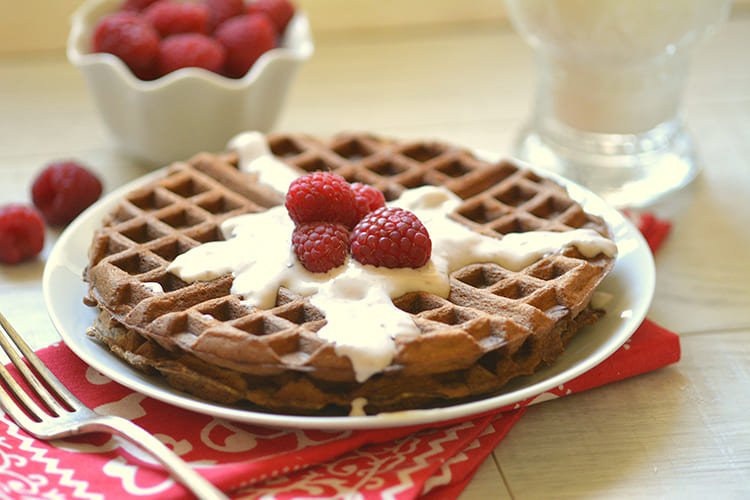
[42,157,655,430]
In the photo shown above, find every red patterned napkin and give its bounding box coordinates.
[1,215,677,500]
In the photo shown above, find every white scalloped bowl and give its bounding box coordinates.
[67,0,314,166]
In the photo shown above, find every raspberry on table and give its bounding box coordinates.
[31,161,103,226]
[246,0,296,34]
[285,172,360,230]
[143,1,210,38]
[205,0,245,32]
[157,33,227,75]
[214,13,277,78]
[350,207,432,269]
[292,222,350,273]
[351,182,386,223]
[0,205,45,265]
[92,12,161,79]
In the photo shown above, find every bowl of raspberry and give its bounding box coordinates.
[67,0,313,166]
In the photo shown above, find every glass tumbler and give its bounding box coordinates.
[504,0,732,207]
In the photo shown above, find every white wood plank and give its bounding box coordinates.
[494,330,750,499]
[0,58,113,158]
[647,101,750,332]
[458,455,511,500]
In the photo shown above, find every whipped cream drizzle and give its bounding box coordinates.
[168,133,617,382]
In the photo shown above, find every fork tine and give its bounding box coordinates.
[0,312,80,417]
[0,355,50,427]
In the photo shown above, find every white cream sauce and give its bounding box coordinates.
[167,134,618,382]
[228,131,299,193]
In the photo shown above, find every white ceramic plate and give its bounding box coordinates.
[43,163,654,430]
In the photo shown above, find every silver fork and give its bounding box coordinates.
[0,312,229,500]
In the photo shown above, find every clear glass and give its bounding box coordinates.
[504,0,732,207]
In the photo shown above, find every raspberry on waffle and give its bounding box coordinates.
[83,132,617,415]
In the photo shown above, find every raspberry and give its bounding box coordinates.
[32,161,103,226]
[214,13,277,78]
[120,0,161,11]
[285,172,360,229]
[350,207,432,269]
[92,12,160,79]
[246,0,296,34]
[351,182,386,223]
[205,0,245,32]
[143,1,209,38]
[0,205,45,265]
[157,33,226,75]
[292,222,350,273]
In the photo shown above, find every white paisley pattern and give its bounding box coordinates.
[0,414,101,500]
[241,420,477,500]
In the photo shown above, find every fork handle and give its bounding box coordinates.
[79,415,230,500]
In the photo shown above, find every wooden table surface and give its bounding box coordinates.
[1,11,749,500]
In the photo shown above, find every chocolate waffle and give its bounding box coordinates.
[83,132,617,415]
